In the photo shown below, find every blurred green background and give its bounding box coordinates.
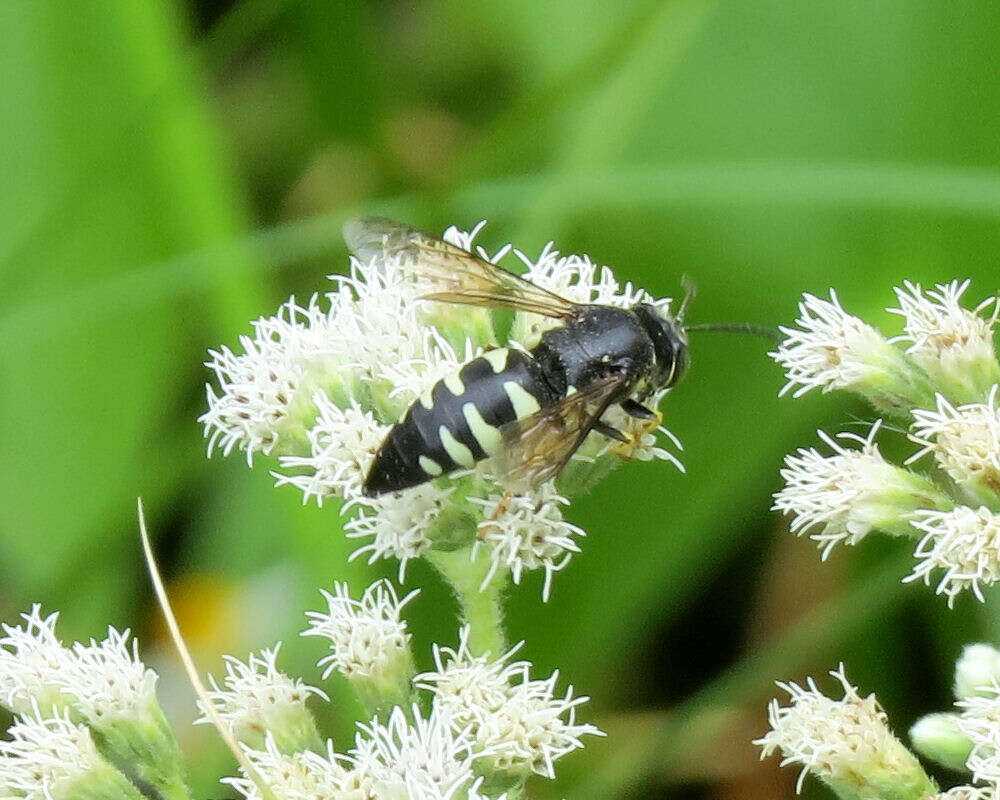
[4,1,1000,797]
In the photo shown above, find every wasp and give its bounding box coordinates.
[345,218,694,498]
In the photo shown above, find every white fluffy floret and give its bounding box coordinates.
[930,789,995,800]
[224,734,367,800]
[274,393,389,503]
[755,665,910,794]
[472,482,586,601]
[0,707,106,800]
[0,606,157,724]
[302,580,417,680]
[771,290,896,397]
[346,484,454,581]
[58,627,158,722]
[888,280,998,365]
[201,302,318,464]
[909,387,1000,495]
[0,605,72,715]
[416,626,601,779]
[197,644,326,738]
[906,506,1000,606]
[349,705,480,800]
[773,422,917,558]
[957,685,1000,788]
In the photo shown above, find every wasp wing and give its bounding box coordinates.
[491,372,630,493]
[343,216,577,320]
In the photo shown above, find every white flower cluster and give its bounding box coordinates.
[220,585,599,800]
[201,220,683,598]
[416,626,602,778]
[0,606,185,800]
[0,605,158,721]
[907,642,1000,798]
[473,483,585,602]
[773,281,1000,606]
[755,665,935,797]
[0,589,599,800]
[0,707,134,800]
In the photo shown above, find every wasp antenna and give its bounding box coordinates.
[684,322,782,343]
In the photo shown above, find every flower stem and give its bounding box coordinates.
[427,546,508,657]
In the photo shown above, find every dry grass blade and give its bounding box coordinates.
[136,498,278,800]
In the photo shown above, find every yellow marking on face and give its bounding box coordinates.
[439,426,475,467]
[419,386,435,410]
[482,348,509,373]
[462,402,502,455]
[444,373,465,396]
[419,455,443,476]
[566,385,578,396]
[503,381,541,420]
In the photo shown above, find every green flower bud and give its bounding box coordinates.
[910,713,973,772]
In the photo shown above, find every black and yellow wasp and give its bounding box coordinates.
[344,217,690,498]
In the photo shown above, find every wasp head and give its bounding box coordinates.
[634,303,689,389]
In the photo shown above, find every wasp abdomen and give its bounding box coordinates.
[363,348,561,495]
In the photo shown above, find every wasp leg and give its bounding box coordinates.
[593,421,629,443]
[620,399,657,420]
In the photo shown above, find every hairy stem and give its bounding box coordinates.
[427,546,508,657]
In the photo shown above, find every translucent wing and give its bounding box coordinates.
[492,372,630,493]
[343,216,578,320]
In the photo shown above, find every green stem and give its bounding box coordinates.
[427,546,508,657]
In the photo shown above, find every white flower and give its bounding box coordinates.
[197,644,326,745]
[773,422,938,558]
[346,484,454,581]
[0,707,107,800]
[771,290,900,398]
[0,605,72,715]
[0,607,157,723]
[906,506,1000,606]
[201,306,313,465]
[302,580,417,680]
[224,733,367,800]
[349,705,479,800]
[58,627,158,723]
[956,644,1000,699]
[931,789,994,800]
[416,626,601,779]
[909,388,1000,498]
[414,627,530,743]
[442,221,512,263]
[888,280,998,370]
[332,256,437,406]
[274,394,389,503]
[958,684,1000,786]
[472,482,586,601]
[755,665,926,794]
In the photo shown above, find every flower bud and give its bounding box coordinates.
[909,713,972,771]
[954,644,1000,699]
